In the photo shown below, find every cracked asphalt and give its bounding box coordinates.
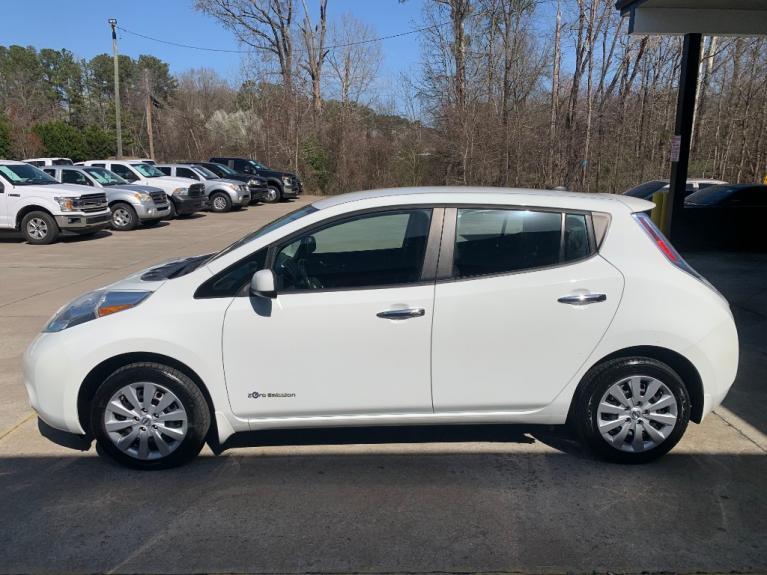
[0,198,765,574]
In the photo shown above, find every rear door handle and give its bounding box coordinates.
[558,293,607,306]
[377,308,426,320]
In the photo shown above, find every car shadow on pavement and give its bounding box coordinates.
[0,448,764,574]
[0,229,114,243]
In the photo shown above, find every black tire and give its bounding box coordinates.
[90,362,210,470]
[209,191,232,213]
[110,202,138,231]
[263,185,281,204]
[573,357,690,464]
[21,211,59,245]
[143,219,162,227]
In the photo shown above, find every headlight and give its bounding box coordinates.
[133,192,152,202]
[44,290,152,333]
[247,179,258,187]
[172,187,187,196]
[54,197,77,211]
[282,176,291,185]
[226,183,239,191]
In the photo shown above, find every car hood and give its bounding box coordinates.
[17,183,102,196]
[99,254,212,292]
[107,184,166,194]
[151,176,198,187]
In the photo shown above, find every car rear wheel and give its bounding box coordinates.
[91,362,210,469]
[263,185,281,204]
[111,202,138,231]
[573,357,690,463]
[21,211,59,245]
[210,192,232,213]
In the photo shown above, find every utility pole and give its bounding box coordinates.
[143,68,155,160]
[109,18,123,159]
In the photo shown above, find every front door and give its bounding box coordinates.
[432,208,624,412]
[222,207,439,419]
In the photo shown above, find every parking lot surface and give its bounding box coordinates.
[0,200,765,574]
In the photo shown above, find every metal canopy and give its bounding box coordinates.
[618,0,767,36]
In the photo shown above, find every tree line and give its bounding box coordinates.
[1,0,766,194]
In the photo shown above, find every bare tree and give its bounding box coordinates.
[298,0,328,113]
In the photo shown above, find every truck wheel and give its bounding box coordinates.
[263,185,281,204]
[210,192,232,213]
[111,203,138,231]
[21,211,59,245]
[573,357,690,464]
[90,362,210,470]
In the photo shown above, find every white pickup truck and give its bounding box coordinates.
[0,160,112,244]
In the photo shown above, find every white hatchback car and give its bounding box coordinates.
[23,188,738,468]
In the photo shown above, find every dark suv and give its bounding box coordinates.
[181,162,269,203]
[210,157,302,203]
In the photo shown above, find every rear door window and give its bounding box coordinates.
[453,209,562,278]
[61,170,91,186]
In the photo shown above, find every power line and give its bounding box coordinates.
[115,19,450,54]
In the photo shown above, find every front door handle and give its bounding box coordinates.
[377,308,426,320]
[558,293,607,306]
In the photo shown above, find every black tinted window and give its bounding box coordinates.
[177,167,199,180]
[274,209,432,291]
[454,209,561,278]
[196,248,268,298]
[564,214,591,261]
[61,170,91,186]
[158,167,171,176]
[731,186,767,206]
[111,164,138,181]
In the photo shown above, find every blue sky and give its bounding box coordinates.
[0,0,426,91]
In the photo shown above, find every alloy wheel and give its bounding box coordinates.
[212,195,228,211]
[103,382,189,461]
[112,208,131,228]
[26,217,48,240]
[596,375,678,453]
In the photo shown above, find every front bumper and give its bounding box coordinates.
[247,185,270,202]
[135,201,171,220]
[282,185,300,199]
[54,211,112,231]
[172,195,205,215]
[233,192,251,206]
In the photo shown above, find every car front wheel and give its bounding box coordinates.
[111,202,138,231]
[574,357,690,463]
[210,192,232,213]
[263,185,281,204]
[90,362,210,469]
[21,211,59,245]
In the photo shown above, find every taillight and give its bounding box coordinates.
[632,212,703,280]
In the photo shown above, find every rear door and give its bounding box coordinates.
[431,207,624,412]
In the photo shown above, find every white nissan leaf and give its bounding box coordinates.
[23,188,738,468]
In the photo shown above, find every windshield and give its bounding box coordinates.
[685,185,737,206]
[624,180,668,199]
[207,204,318,263]
[248,160,268,170]
[208,163,236,176]
[0,164,58,185]
[84,167,127,186]
[131,163,165,178]
[192,166,218,179]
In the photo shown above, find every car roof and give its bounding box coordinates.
[313,187,654,214]
[0,160,27,166]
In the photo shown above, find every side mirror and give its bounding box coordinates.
[250,269,276,298]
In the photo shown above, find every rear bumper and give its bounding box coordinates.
[55,212,112,231]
